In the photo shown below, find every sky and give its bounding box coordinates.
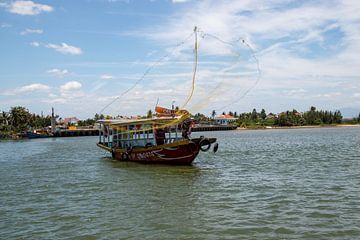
[0,0,360,119]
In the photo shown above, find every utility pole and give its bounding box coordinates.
[51,107,56,134]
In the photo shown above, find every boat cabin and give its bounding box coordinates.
[98,116,191,150]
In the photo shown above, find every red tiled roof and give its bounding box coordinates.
[64,117,79,125]
[215,115,237,119]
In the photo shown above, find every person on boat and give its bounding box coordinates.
[103,125,109,137]
[154,125,166,145]
[181,118,193,139]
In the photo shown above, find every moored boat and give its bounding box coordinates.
[96,107,218,164]
[25,130,53,139]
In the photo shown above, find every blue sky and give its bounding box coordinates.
[1,0,359,118]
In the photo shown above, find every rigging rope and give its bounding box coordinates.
[99,31,195,114]
[99,26,261,127]
[179,26,198,111]
[194,31,261,111]
[216,38,261,111]
[180,31,261,113]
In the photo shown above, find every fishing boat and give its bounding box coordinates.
[96,107,218,164]
[25,130,53,139]
[25,108,57,139]
[96,27,222,164]
[26,131,52,139]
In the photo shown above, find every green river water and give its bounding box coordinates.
[1,127,359,239]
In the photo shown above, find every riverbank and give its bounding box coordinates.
[0,131,22,140]
[1,124,359,140]
[237,124,360,130]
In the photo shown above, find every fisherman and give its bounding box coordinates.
[154,125,166,145]
[181,118,192,139]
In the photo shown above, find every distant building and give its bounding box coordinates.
[64,117,79,126]
[214,114,237,125]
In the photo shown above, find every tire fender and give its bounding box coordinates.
[213,143,219,153]
[199,138,211,152]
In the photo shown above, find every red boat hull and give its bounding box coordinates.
[97,138,215,165]
[115,143,199,164]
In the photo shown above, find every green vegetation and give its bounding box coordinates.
[77,113,106,126]
[77,118,96,127]
[222,106,344,128]
[1,105,359,139]
[146,110,153,118]
[0,106,53,139]
[232,107,343,128]
[353,113,360,123]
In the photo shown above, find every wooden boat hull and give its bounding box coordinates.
[26,131,52,139]
[97,138,216,165]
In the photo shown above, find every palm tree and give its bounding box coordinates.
[211,110,216,119]
[0,111,8,124]
[10,106,31,131]
[0,111,10,130]
[147,110,153,118]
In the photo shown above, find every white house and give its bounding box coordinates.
[214,114,237,125]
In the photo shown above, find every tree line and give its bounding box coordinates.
[0,106,54,138]
[208,106,347,127]
[1,105,359,139]
[0,106,53,131]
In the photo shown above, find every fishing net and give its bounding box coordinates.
[99,27,260,133]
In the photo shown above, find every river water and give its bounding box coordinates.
[1,127,359,239]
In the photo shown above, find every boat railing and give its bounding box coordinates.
[114,135,182,149]
[98,122,184,149]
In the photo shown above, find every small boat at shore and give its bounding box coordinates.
[24,108,57,139]
[25,130,53,139]
[97,107,218,164]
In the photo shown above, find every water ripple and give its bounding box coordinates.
[0,127,359,239]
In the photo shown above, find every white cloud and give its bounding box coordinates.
[4,1,360,117]
[314,92,342,98]
[20,28,43,35]
[47,68,69,77]
[43,82,84,104]
[5,1,53,15]
[60,81,82,92]
[283,88,307,97]
[46,43,82,55]
[353,93,360,98]
[1,83,50,96]
[56,81,84,102]
[29,42,82,55]
[30,41,40,47]
[1,23,11,28]
[18,83,50,93]
[123,0,360,112]
[107,0,130,3]
[100,74,113,80]
[172,0,191,3]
